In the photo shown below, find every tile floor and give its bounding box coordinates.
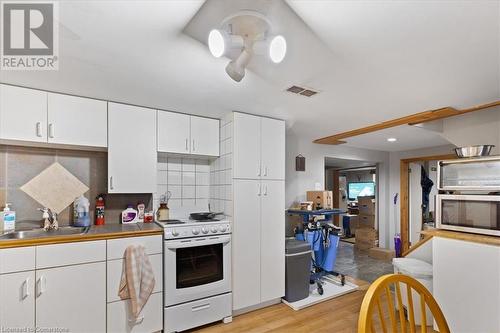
[334,241,394,282]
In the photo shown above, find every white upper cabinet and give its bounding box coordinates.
[233,112,261,179]
[157,110,219,157]
[0,84,47,142]
[233,112,285,180]
[157,111,191,154]
[261,117,285,180]
[47,93,107,147]
[108,103,157,193]
[191,116,219,156]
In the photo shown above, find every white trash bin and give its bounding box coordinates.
[392,258,433,325]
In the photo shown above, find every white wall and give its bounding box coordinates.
[286,129,391,247]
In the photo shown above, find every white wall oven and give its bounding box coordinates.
[436,194,500,236]
[164,233,231,306]
[157,219,232,333]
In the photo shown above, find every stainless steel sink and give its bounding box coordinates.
[0,226,90,240]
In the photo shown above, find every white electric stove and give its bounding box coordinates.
[156,218,232,332]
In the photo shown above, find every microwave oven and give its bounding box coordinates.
[436,194,500,236]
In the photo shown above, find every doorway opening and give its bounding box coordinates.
[400,154,456,252]
[324,157,377,245]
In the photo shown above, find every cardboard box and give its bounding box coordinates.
[368,247,395,261]
[355,227,378,241]
[355,239,379,250]
[358,214,375,229]
[307,191,333,210]
[358,196,375,215]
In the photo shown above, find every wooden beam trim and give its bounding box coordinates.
[314,100,500,145]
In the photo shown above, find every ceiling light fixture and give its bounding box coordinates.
[207,11,286,82]
[387,138,397,142]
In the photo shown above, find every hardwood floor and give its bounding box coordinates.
[190,277,370,333]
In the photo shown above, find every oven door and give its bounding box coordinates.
[164,234,231,306]
[436,194,500,236]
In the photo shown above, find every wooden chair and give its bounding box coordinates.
[358,274,450,333]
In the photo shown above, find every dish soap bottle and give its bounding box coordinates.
[121,204,138,224]
[1,203,16,232]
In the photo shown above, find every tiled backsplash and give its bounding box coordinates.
[156,156,210,210]
[210,113,233,217]
[0,145,151,225]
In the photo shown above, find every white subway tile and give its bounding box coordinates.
[168,199,182,208]
[196,198,209,209]
[182,159,195,171]
[182,185,195,198]
[196,185,209,198]
[182,172,195,185]
[196,160,210,173]
[196,172,209,186]
[168,171,182,185]
[182,199,195,207]
[168,185,182,199]
[168,157,182,171]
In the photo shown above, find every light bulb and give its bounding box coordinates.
[269,35,286,63]
[208,29,225,58]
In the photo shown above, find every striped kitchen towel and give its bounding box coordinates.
[118,244,156,318]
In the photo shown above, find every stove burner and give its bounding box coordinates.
[190,218,220,222]
[160,219,185,225]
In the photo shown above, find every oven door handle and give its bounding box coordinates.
[165,236,231,249]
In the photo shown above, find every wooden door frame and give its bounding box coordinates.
[400,153,456,252]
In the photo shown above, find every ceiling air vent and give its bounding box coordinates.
[285,85,319,97]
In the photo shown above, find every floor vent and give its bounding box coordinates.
[285,85,319,97]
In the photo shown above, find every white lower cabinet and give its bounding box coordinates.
[106,236,163,333]
[36,262,106,332]
[0,270,35,329]
[233,179,285,311]
[0,236,163,333]
[108,292,163,333]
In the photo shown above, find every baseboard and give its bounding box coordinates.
[232,298,282,316]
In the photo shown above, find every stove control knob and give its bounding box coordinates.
[219,225,227,232]
[192,228,200,235]
[202,227,209,234]
[210,227,218,233]
[171,229,179,237]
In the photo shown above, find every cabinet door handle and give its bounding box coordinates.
[36,276,45,297]
[185,138,189,151]
[22,277,30,299]
[110,176,114,190]
[36,122,42,137]
[264,166,268,177]
[192,139,195,152]
[257,184,261,196]
[48,123,54,138]
[257,164,261,177]
[263,184,268,196]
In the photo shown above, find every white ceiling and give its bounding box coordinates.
[1,0,498,152]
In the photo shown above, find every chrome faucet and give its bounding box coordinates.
[38,208,59,231]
